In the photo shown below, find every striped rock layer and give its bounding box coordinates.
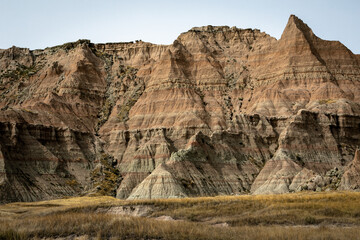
[1,15,360,202]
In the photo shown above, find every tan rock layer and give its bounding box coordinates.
[1,15,360,202]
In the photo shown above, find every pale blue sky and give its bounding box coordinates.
[1,0,359,53]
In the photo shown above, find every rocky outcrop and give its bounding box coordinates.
[0,122,96,202]
[339,149,360,190]
[127,163,187,199]
[251,149,302,194]
[250,110,359,194]
[1,15,360,202]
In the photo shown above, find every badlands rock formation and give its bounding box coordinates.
[0,15,360,202]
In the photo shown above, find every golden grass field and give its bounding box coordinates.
[1,191,360,239]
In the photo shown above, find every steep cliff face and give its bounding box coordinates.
[1,15,360,202]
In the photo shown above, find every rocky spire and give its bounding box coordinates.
[281,15,317,40]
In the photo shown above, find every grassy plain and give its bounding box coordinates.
[1,191,360,239]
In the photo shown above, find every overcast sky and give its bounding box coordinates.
[1,0,359,53]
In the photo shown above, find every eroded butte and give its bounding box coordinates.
[1,15,360,203]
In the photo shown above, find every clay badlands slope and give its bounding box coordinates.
[1,15,360,203]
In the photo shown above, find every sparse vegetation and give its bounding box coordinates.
[22,108,35,114]
[1,192,360,239]
[96,62,143,129]
[90,153,121,196]
[0,64,41,81]
[117,84,143,122]
[319,99,337,105]
[96,98,113,128]
[46,39,91,53]
[65,179,79,187]
[118,65,138,78]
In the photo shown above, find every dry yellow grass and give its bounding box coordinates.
[112,191,360,226]
[0,195,120,218]
[319,99,337,105]
[2,213,360,240]
[1,191,360,239]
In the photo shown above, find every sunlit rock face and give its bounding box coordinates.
[1,15,360,202]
